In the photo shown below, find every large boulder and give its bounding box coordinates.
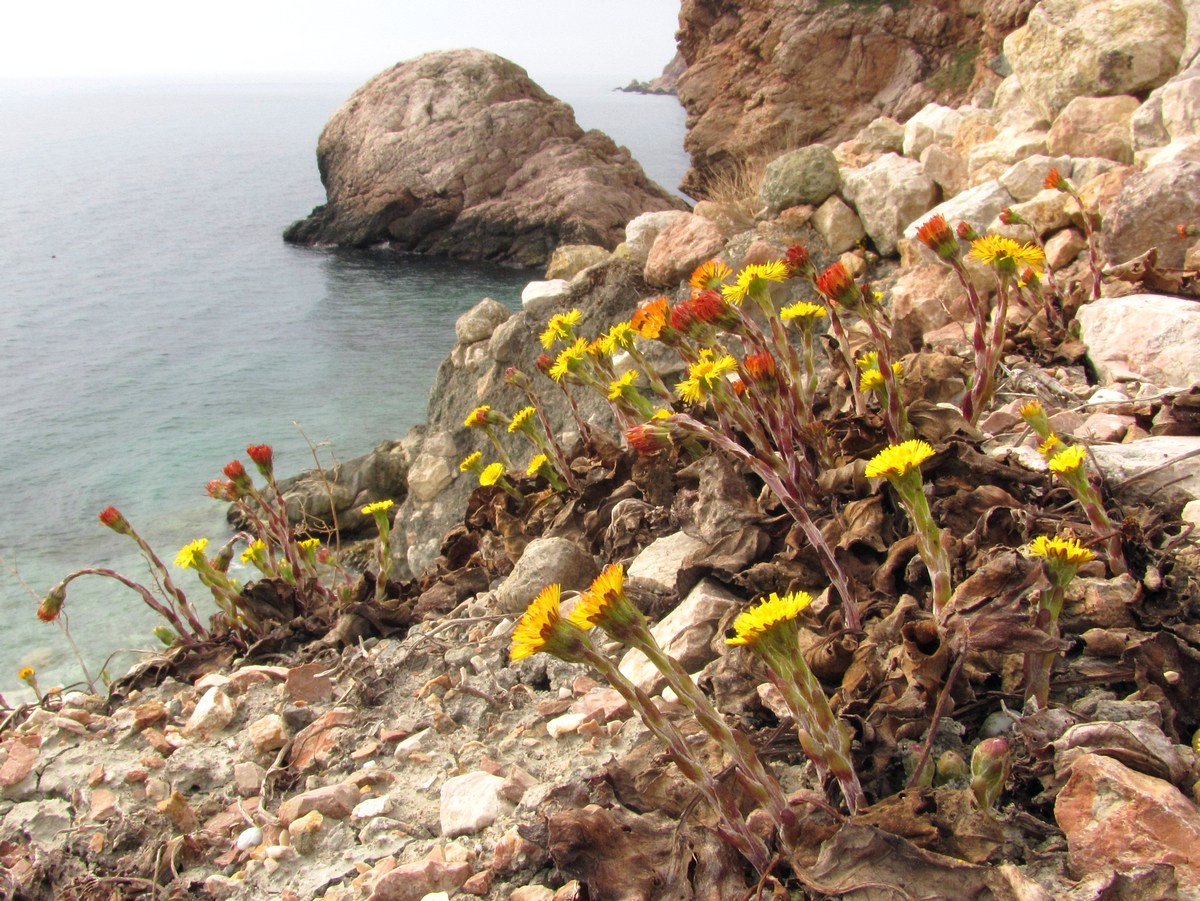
[1077,294,1200,387]
[284,50,685,266]
[1004,0,1186,120]
[843,154,940,256]
[1101,159,1200,268]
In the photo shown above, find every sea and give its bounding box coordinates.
[0,74,689,700]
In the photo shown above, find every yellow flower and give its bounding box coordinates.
[676,350,737,404]
[240,539,267,564]
[721,261,790,304]
[175,538,209,569]
[780,301,827,322]
[540,308,582,348]
[597,322,636,355]
[726,591,814,647]
[651,409,672,420]
[1038,435,1062,457]
[608,370,639,400]
[549,337,589,382]
[298,538,320,552]
[689,259,732,291]
[361,499,395,516]
[18,666,36,682]
[865,440,935,480]
[1028,535,1095,567]
[464,405,492,428]
[480,462,505,486]
[568,563,626,631]
[856,352,902,392]
[526,454,548,477]
[630,298,669,340]
[459,451,483,473]
[508,406,536,433]
[969,235,1045,275]
[511,584,565,661]
[1047,444,1086,474]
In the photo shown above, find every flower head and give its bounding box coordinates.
[510,583,584,662]
[568,564,646,644]
[741,352,778,390]
[956,221,980,242]
[785,244,816,280]
[1019,399,1052,438]
[608,369,640,401]
[1037,434,1062,458]
[780,301,827,324]
[1028,535,1095,568]
[597,322,636,355]
[815,261,863,309]
[676,350,737,405]
[540,308,582,348]
[246,444,274,478]
[459,451,483,473]
[526,453,549,477]
[175,538,209,570]
[508,406,537,433]
[18,666,35,683]
[689,259,732,291]
[98,506,130,535]
[626,420,674,454]
[1047,443,1086,475]
[549,337,589,382]
[223,459,251,489]
[206,479,237,501]
[1044,168,1068,191]
[722,261,789,305]
[915,214,960,261]
[361,499,394,517]
[479,462,505,487]
[630,297,670,340]
[240,538,267,565]
[298,537,321,553]
[865,440,935,480]
[464,405,493,428]
[969,235,1045,276]
[856,352,902,393]
[726,591,814,648]
[37,582,66,623]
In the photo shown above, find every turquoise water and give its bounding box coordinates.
[0,76,688,699]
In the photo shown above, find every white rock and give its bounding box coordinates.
[999,155,1074,202]
[627,531,707,594]
[406,453,455,504]
[235,826,263,850]
[903,103,964,159]
[495,537,599,614]
[843,154,939,256]
[182,687,236,738]
[440,771,512,837]
[1182,499,1200,529]
[520,280,570,308]
[903,180,1012,242]
[1090,437,1200,505]
[546,713,586,738]
[1077,294,1200,386]
[811,195,865,254]
[351,795,393,822]
[623,210,689,265]
[454,297,511,346]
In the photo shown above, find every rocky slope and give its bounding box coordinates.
[5,1,1200,898]
[284,50,687,267]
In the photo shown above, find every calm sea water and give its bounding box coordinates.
[0,75,688,699]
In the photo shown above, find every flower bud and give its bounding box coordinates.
[246,444,274,478]
[970,737,1010,810]
[37,582,67,623]
[98,506,131,535]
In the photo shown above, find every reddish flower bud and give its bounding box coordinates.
[970,737,1011,810]
[1043,168,1066,191]
[37,583,66,622]
[535,353,554,376]
[956,220,980,242]
[915,214,960,261]
[1177,223,1199,239]
[98,506,130,535]
[625,422,673,455]
[223,460,252,492]
[815,261,862,310]
[206,479,237,501]
[785,244,816,280]
[741,352,778,391]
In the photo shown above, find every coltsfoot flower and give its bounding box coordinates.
[689,259,732,291]
[240,539,267,565]
[676,350,737,405]
[549,338,589,382]
[969,235,1044,276]
[246,444,274,478]
[915,214,960,261]
[459,451,483,473]
[864,440,935,480]
[37,582,66,622]
[630,297,669,340]
[361,499,395,516]
[721,261,789,305]
[507,406,537,433]
[1046,444,1086,474]
[510,584,585,662]
[1028,534,1095,573]
[780,301,827,323]
[539,308,582,348]
[607,370,640,400]
[479,463,505,487]
[175,538,209,570]
[98,506,131,534]
[726,591,814,648]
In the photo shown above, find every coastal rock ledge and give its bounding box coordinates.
[284,49,687,266]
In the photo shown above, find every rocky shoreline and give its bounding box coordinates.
[5,0,1200,898]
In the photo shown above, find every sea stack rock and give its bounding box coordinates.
[284,49,687,266]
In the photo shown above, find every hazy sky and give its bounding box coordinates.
[0,1,682,84]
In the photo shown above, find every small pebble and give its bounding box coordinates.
[235,826,263,851]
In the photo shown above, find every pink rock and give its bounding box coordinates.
[247,714,289,753]
[277,782,360,826]
[1055,753,1200,892]
[285,662,333,704]
[440,771,512,836]
[0,737,40,788]
[289,707,355,771]
[88,788,120,822]
[368,857,472,901]
[643,214,725,288]
[1078,413,1135,442]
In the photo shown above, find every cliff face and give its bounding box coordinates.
[674,0,994,197]
[284,50,686,266]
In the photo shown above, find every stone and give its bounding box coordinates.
[811,196,865,255]
[285,662,334,705]
[902,180,1012,243]
[919,144,967,198]
[289,708,356,772]
[643,214,726,287]
[1004,0,1187,120]
[182,687,236,738]
[247,714,289,754]
[277,782,360,826]
[843,154,939,256]
[368,858,473,901]
[758,144,841,215]
[857,117,904,153]
[1183,499,1200,529]
[627,531,708,594]
[1133,69,1200,151]
[999,155,1074,202]
[903,103,964,159]
[1077,294,1200,386]
[454,298,511,347]
[619,577,742,694]
[406,453,455,504]
[887,264,974,353]
[544,244,609,280]
[233,761,264,797]
[1090,437,1200,505]
[495,537,599,614]
[0,737,39,789]
[284,50,684,265]
[1055,753,1200,892]
[510,888,555,901]
[966,126,1050,179]
[2,799,73,849]
[1102,160,1200,268]
[440,771,513,837]
[992,189,1070,237]
[1044,228,1087,269]
[520,280,571,308]
[87,788,119,822]
[622,210,688,266]
[1046,95,1140,164]
[351,795,393,822]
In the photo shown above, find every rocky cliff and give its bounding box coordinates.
[284,50,687,266]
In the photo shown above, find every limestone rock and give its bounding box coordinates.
[999,155,1074,202]
[368,857,473,901]
[1044,228,1087,268]
[627,531,708,594]
[544,244,610,281]
[520,280,571,309]
[284,50,684,265]
[1046,95,1140,164]
[758,145,842,216]
[675,0,985,196]
[1004,0,1186,120]
[1077,294,1200,386]
[888,264,974,353]
[247,714,289,754]
[919,144,967,199]
[844,154,940,256]
[1132,68,1200,151]
[495,537,598,614]
[1102,159,1200,268]
[622,210,689,266]
[619,577,741,694]
[643,214,726,287]
[903,103,964,159]
[182,687,236,738]
[902,180,1012,243]
[277,782,360,826]
[857,117,904,153]
[1055,753,1200,893]
[992,188,1070,236]
[1089,437,1200,506]
[812,196,865,255]
[454,298,511,347]
[440,771,513,836]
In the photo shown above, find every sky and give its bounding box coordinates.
[0,1,682,85]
